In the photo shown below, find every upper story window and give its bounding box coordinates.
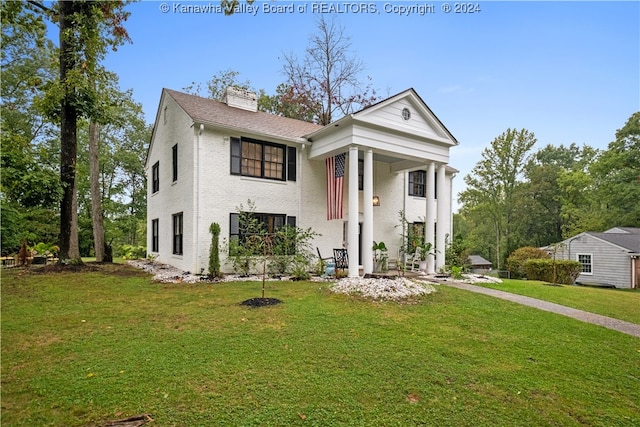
[172,144,178,182]
[152,161,160,193]
[409,170,426,197]
[408,170,437,198]
[230,137,295,181]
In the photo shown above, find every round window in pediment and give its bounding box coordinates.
[402,107,411,121]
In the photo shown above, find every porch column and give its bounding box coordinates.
[426,161,436,273]
[362,149,374,274]
[436,163,447,271]
[348,146,360,277]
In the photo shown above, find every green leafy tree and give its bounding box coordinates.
[459,128,536,269]
[517,143,597,246]
[75,91,150,256]
[34,0,132,263]
[1,1,60,254]
[589,112,640,228]
[556,146,602,237]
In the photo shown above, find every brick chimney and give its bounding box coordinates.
[223,86,258,112]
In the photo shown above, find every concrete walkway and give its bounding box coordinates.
[442,282,640,338]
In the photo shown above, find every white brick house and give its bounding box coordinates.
[146,87,458,277]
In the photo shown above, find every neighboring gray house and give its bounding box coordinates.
[467,255,492,274]
[554,227,640,289]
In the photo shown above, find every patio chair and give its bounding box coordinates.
[333,248,349,271]
[406,247,422,272]
[316,248,333,263]
[386,249,399,271]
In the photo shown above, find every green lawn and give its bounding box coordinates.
[2,264,639,426]
[473,278,640,325]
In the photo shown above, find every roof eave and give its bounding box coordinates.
[196,120,309,145]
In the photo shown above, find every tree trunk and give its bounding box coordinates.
[89,120,105,261]
[69,178,81,259]
[58,0,79,262]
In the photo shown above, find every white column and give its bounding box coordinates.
[426,161,436,273]
[362,149,374,274]
[348,146,360,277]
[436,164,447,271]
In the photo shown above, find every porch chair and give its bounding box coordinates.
[405,247,423,272]
[316,248,333,264]
[386,248,399,271]
[333,248,349,271]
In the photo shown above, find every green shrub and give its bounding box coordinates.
[120,244,147,260]
[524,259,582,285]
[209,223,221,278]
[507,246,549,279]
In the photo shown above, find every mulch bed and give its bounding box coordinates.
[240,297,283,307]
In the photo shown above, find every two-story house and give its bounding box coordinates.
[146,87,458,277]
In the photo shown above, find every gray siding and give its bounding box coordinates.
[557,234,631,288]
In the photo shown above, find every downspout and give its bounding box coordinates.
[193,123,204,274]
[299,143,305,227]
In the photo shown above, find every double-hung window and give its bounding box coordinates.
[577,254,593,274]
[152,161,160,193]
[409,170,426,197]
[231,137,294,181]
[408,170,438,198]
[172,212,183,255]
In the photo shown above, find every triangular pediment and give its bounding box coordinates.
[306,88,458,168]
[352,88,458,146]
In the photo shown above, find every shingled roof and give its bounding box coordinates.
[164,89,323,141]
[589,228,640,253]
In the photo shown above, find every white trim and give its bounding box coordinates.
[576,253,593,275]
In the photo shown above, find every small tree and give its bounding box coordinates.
[225,200,263,275]
[208,222,221,278]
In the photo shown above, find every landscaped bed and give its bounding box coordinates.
[2,263,639,426]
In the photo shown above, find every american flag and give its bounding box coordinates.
[326,153,346,220]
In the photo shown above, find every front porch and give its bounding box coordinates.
[306,89,458,278]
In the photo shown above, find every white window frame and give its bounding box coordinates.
[576,253,593,275]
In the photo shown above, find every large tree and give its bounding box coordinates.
[36,0,131,263]
[281,14,378,125]
[589,112,640,228]
[519,143,596,245]
[459,128,537,268]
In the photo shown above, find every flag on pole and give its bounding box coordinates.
[326,153,345,220]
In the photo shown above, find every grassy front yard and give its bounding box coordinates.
[2,264,639,426]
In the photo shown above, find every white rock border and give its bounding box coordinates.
[329,276,437,301]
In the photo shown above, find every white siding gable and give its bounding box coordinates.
[355,97,448,142]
